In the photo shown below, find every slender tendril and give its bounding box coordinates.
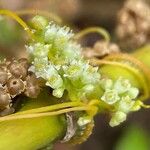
[73,27,110,42]
[15,9,62,24]
[0,9,34,39]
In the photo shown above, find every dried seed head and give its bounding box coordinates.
[82,40,120,59]
[25,74,40,98]
[116,0,150,49]
[0,67,8,85]
[0,58,41,116]
[8,61,27,79]
[0,88,11,109]
[18,58,29,69]
[7,77,25,96]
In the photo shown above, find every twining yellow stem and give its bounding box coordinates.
[0,9,34,39]
[0,106,91,122]
[91,59,149,101]
[16,101,85,115]
[140,103,150,109]
[73,27,110,42]
[15,9,62,24]
[0,100,101,122]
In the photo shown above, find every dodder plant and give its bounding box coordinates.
[0,10,150,150]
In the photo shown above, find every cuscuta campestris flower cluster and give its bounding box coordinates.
[26,16,142,127]
[26,16,101,102]
[100,77,140,127]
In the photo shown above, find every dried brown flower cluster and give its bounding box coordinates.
[0,58,41,116]
[82,40,120,59]
[116,0,150,50]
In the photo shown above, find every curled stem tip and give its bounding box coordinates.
[73,27,110,42]
[15,9,62,24]
[0,9,34,39]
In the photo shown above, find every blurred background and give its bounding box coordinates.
[0,0,150,150]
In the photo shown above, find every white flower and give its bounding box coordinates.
[114,77,131,94]
[128,87,139,99]
[77,116,92,127]
[100,78,113,90]
[101,89,120,105]
[44,23,73,44]
[116,96,135,113]
[52,87,64,98]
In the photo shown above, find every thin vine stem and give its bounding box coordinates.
[15,9,62,24]
[73,27,110,42]
[0,106,93,122]
[16,101,85,115]
[91,59,149,101]
[141,104,150,108]
[0,9,34,39]
[0,100,101,122]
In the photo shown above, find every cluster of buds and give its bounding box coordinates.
[82,40,120,59]
[0,58,41,116]
[116,0,150,49]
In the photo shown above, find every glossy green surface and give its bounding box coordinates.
[0,91,66,150]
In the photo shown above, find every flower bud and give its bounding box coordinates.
[109,111,127,127]
[31,15,48,30]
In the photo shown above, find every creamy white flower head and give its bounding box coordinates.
[128,87,139,99]
[52,87,64,98]
[26,43,51,58]
[46,74,63,89]
[44,23,73,44]
[114,77,131,94]
[77,116,92,127]
[64,42,81,62]
[100,78,113,90]
[26,17,105,101]
[100,77,140,127]
[101,89,120,104]
[116,96,135,113]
